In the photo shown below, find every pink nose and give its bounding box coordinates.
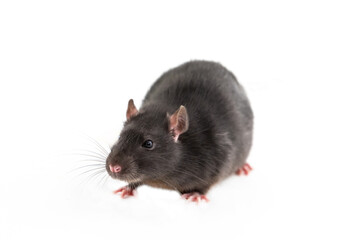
[109,164,121,173]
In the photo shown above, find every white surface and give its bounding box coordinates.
[1,1,359,239]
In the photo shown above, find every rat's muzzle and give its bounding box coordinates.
[106,151,139,182]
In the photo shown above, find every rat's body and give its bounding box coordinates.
[106,60,253,201]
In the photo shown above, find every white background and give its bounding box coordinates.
[1,0,359,239]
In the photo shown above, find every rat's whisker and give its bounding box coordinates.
[73,149,108,159]
[94,172,108,187]
[68,163,106,174]
[77,159,107,164]
[75,166,106,178]
[81,169,107,186]
[99,173,109,187]
[84,134,110,156]
[71,153,106,161]
[92,171,108,184]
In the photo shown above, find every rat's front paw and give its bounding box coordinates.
[181,192,209,203]
[113,186,136,199]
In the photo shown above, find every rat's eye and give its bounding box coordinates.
[142,140,153,149]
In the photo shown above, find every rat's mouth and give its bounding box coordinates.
[107,169,142,183]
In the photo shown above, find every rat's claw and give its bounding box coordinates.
[235,163,253,176]
[113,186,136,198]
[181,192,209,203]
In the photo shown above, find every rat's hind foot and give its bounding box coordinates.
[113,186,136,199]
[235,163,253,176]
[181,192,209,203]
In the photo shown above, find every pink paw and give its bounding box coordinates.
[113,186,136,198]
[181,192,209,203]
[235,163,253,176]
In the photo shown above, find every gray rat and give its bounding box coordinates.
[106,60,253,202]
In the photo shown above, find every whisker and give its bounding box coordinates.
[70,153,106,161]
[99,174,110,187]
[75,166,106,178]
[68,134,112,189]
[72,149,108,159]
[77,159,107,164]
[80,169,107,186]
[68,163,106,174]
[93,172,108,187]
[83,134,110,156]
[92,171,108,185]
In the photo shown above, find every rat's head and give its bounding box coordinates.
[106,99,189,183]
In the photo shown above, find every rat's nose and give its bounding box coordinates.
[109,164,122,173]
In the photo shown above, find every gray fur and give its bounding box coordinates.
[106,60,253,195]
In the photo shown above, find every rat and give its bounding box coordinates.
[106,60,253,202]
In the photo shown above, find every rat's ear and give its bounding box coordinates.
[126,99,138,120]
[168,105,189,142]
